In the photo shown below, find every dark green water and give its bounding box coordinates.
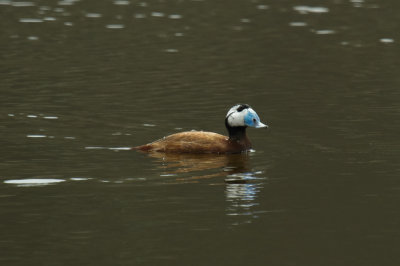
[1,0,399,265]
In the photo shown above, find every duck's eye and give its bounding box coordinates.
[253,118,257,123]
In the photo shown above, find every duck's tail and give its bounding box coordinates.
[131,144,152,151]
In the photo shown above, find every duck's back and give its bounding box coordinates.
[134,131,249,154]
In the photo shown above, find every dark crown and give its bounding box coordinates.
[236,104,250,112]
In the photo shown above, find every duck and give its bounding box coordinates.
[133,104,268,154]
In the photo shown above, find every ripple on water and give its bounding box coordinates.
[164,48,178,53]
[105,24,125,29]
[114,0,130,5]
[85,146,105,150]
[39,6,50,11]
[380,38,394,43]
[256,5,269,10]
[225,180,263,226]
[289,22,307,27]
[151,12,165,17]
[293,6,329,14]
[53,7,65,12]
[12,1,35,7]
[85,13,102,18]
[108,147,132,151]
[168,14,182,19]
[13,113,59,119]
[26,134,47,138]
[19,18,43,23]
[350,0,364,8]
[43,17,56,21]
[314,29,336,35]
[4,179,66,187]
[43,116,59,119]
[70,177,92,181]
[134,13,146,19]
[225,171,265,183]
[58,0,78,6]
[84,146,131,151]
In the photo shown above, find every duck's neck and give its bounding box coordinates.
[225,120,251,148]
[226,126,247,141]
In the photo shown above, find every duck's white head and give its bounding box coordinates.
[225,104,268,128]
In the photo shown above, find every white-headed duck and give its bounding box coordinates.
[133,104,268,154]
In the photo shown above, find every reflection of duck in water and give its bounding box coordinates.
[145,152,249,175]
[133,104,268,154]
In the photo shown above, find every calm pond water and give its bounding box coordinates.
[1,0,400,265]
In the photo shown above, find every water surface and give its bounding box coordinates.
[1,0,400,265]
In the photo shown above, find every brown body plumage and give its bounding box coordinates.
[134,131,251,154]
